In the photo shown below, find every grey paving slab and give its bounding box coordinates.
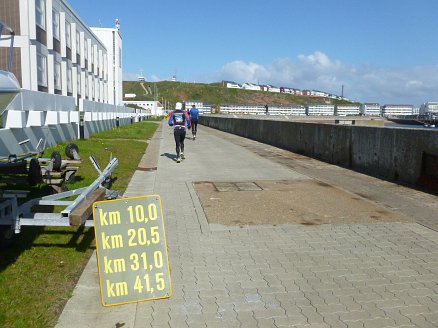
[56,121,438,328]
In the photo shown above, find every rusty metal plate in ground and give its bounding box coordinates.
[214,181,262,192]
[193,180,409,226]
[214,182,238,192]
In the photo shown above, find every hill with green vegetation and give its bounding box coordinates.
[123,81,356,108]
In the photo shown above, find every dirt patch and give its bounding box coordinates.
[193,180,409,226]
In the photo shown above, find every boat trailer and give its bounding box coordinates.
[0,155,119,249]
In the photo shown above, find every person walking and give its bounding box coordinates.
[168,102,191,163]
[189,104,200,140]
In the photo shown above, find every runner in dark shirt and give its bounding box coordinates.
[168,102,191,163]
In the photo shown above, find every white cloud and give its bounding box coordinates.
[215,52,438,105]
[219,60,270,84]
[298,51,341,70]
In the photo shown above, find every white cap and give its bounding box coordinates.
[175,102,182,110]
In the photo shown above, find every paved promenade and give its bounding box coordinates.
[56,121,438,328]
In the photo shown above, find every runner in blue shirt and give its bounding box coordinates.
[189,104,200,140]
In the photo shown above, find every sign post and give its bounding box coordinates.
[92,195,171,306]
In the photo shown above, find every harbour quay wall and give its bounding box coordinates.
[200,116,438,189]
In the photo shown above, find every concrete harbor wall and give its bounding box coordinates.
[200,116,438,189]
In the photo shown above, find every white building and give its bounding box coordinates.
[306,104,335,116]
[184,100,203,109]
[335,104,360,116]
[123,100,163,116]
[419,102,438,115]
[278,106,306,116]
[266,85,281,93]
[91,26,123,105]
[412,107,420,115]
[184,100,211,114]
[0,0,123,105]
[381,104,413,117]
[241,83,261,91]
[279,87,292,94]
[311,90,328,97]
[223,80,241,89]
[360,103,381,116]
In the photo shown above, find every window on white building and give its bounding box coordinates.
[95,80,99,99]
[67,65,72,93]
[77,71,81,94]
[54,61,62,90]
[92,77,95,98]
[37,53,47,86]
[85,75,89,97]
[52,9,60,40]
[35,0,46,29]
[66,21,71,48]
[84,39,88,59]
[76,31,80,53]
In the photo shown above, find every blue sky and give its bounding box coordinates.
[67,0,438,106]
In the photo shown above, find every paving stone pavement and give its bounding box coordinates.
[56,121,438,328]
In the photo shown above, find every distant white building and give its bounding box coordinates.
[306,104,335,116]
[381,104,413,117]
[412,107,420,115]
[360,103,381,116]
[280,106,306,116]
[266,85,281,93]
[184,100,203,109]
[311,90,328,97]
[223,80,241,89]
[185,100,211,114]
[336,104,360,116]
[123,100,163,116]
[241,83,261,91]
[91,26,123,105]
[419,102,438,115]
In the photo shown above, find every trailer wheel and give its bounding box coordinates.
[0,226,15,250]
[28,158,42,186]
[65,143,79,160]
[51,151,62,171]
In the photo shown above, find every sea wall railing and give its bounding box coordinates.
[219,104,306,116]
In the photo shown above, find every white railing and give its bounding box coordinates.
[2,90,76,128]
[0,90,138,157]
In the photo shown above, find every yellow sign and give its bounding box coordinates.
[92,195,171,306]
